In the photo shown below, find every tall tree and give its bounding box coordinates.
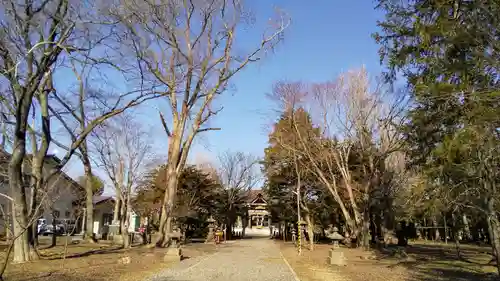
[0,0,159,260]
[264,83,323,250]
[375,0,500,273]
[0,0,82,263]
[48,37,159,243]
[94,114,152,248]
[109,0,289,246]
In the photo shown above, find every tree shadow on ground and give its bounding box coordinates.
[15,272,104,281]
[402,263,497,281]
[372,243,497,281]
[15,273,192,281]
[42,246,124,260]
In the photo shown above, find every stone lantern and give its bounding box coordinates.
[298,220,307,241]
[205,216,216,243]
[327,227,347,266]
[327,227,344,248]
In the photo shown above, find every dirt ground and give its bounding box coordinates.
[279,240,498,281]
[1,237,217,281]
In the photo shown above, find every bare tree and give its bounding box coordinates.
[109,0,289,246]
[311,68,406,247]
[270,68,407,248]
[216,150,259,239]
[0,0,84,262]
[47,24,164,240]
[93,114,152,248]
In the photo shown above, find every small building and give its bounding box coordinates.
[244,189,271,228]
[234,189,271,234]
[83,195,140,239]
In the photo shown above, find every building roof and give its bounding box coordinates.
[92,195,115,205]
[243,189,267,204]
[0,148,81,190]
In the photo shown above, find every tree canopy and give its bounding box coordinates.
[76,174,105,197]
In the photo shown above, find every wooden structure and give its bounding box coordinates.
[242,190,271,229]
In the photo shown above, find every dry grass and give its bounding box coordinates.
[279,242,353,281]
[0,237,217,281]
[278,240,498,281]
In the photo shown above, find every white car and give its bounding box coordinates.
[44,219,77,235]
[37,218,47,234]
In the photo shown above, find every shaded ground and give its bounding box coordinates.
[279,242,346,281]
[278,240,498,281]
[383,241,498,281]
[149,237,298,281]
[1,236,216,281]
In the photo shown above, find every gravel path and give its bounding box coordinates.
[149,238,299,281]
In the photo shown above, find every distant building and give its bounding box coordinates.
[232,189,271,237]
[87,195,140,239]
[243,189,270,228]
[0,149,80,236]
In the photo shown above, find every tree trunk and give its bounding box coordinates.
[113,198,120,225]
[27,91,50,256]
[433,217,440,241]
[9,141,34,263]
[157,167,179,247]
[361,208,371,250]
[121,196,130,248]
[51,213,57,247]
[323,181,358,238]
[225,207,235,240]
[226,221,233,240]
[462,214,471,241]
[486,197,500,276]
[452,213,462,260]
[370,212,378,244]
[241,213,247,238]
[28,181,38,250]
[304,213,314,250]
[82,158,95,242]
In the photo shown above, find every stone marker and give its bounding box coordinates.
[328,248,347,266]
[163,233,183,262]
[163,246,182,262]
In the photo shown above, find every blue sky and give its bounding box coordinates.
[187,0,385,161]
[52,0,385,191]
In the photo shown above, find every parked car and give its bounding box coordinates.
[41,219,77,235]
[42,223,64,235]
[58,219,77,234]
[37,218,47,234]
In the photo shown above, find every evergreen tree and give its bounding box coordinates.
[375,0,500,273]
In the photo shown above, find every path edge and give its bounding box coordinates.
[279,250,301,281]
